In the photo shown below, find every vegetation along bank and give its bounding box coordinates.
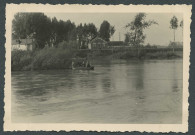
[11,12,183,71]
[12,46,182,71]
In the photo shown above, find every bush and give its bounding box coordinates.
[58,41,79,49]
[11,47,76,71]
[11,50,33,71]
[145,51,181,59]
[75,50,89,58]
[32,47,74,70]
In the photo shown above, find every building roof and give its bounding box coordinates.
[108,41,126,46]
[90,37,107,43]
[12,39,33,45]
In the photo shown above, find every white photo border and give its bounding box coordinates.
[4,4,192,132]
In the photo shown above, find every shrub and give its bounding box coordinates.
[75,50,89,58]
[11,50,33,71]
[11,47,76,71]
[58,41,79,49]
[32,47,74,70]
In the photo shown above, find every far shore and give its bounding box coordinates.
[11,47,183,71]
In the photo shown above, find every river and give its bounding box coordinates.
[11,59,183,123]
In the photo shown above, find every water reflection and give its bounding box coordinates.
[12,59,183,124]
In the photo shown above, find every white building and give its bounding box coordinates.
[12,39,33,51]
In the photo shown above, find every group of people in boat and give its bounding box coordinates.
[72,58,91,69]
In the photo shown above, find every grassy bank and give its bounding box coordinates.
[12,47,183,71]
[84,49,182,60]
[114,50,182,59]
[12,47,75,71]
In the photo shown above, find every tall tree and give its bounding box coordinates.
[12,13,78,49]
[85,23,97,40]
[12,13,52,49]
[99,20,115,41]
[180,20,183,40]
[76,23,84,48]
[50,17,58,46]
[109,26,115,39]
[170,16,178,42]
[180,20,183,29]
[125,13,158,46]
[56,20,76,44]
[12,13,27,39]
[76,23,97,48]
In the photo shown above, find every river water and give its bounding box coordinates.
[11,59,183,123]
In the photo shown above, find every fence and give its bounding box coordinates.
[78,46,183,53]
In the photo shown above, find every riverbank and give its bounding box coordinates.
[11,47,183,71]
[113,50,182,59]
[12,48,74,71]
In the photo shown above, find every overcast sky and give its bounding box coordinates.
[45,13,183,46]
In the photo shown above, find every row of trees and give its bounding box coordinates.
[13,13,182,49]
[12,13,115,49]
[124,13,183,46]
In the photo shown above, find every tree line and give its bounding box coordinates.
[124,13,183,46]
[12,13,115,49]
[12,13,183,49]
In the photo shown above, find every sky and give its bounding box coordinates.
[45,13,183,46]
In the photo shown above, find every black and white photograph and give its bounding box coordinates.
[4,4,191,132]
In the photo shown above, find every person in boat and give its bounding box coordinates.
[82,60,86,67]
[85,59,91,68]
[87,62,91,68]
[72,61,75,69]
